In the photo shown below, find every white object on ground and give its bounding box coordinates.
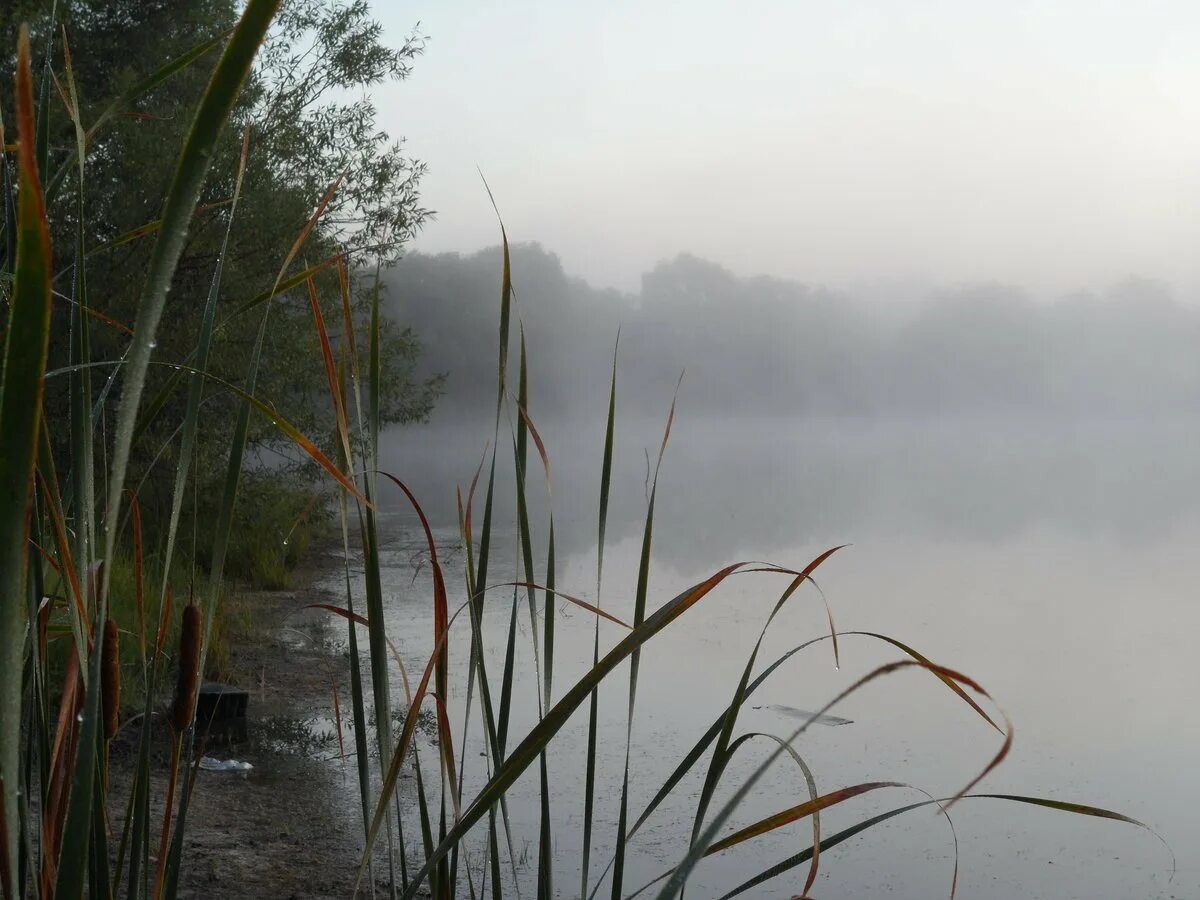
[199,756,254,772]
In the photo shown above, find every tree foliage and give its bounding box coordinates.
[1,0,442,531]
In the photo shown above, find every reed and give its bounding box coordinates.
[0,3,1173,898]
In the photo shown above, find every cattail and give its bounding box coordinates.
[172,604,202,732]
[102,619,121,740]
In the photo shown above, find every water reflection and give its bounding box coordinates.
[351,414,1197,897]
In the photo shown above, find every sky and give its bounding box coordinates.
[373,1,1200,296]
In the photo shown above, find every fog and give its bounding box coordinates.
[386,243,1200,422]
[358,4,1200,894]
[377,1,1200,296]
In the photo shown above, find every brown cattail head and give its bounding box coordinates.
[102,619,121,740]
[172,604,202,732]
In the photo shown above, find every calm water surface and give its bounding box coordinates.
[326,415,1198,898]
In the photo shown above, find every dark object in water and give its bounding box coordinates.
[196,682,249,723]
[753,704,854,727]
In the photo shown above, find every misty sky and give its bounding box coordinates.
[374,1,1200,296]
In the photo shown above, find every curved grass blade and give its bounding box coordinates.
[128,254,342,454]
[704,781,905,857]
[376,473,458,812]
[50,359,368,504]
[722,731,824,895]
[653,660,1008,899]
[487,582,630,629]
[624,628,1001,852]
[684,546,846,888]
[716,793,1165,899]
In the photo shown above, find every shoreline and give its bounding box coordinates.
[109,544,388,900]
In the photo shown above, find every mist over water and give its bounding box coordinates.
[387,244,1200,423]
[363,247,1200,896]
[352,3,1200,892]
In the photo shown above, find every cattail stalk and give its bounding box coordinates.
[102,619,121,740]
[172,604,202,732]
[157,603,202,900]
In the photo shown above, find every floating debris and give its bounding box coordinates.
[753,704,854,727]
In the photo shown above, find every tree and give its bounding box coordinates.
[1,0,442,545]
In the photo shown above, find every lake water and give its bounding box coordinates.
[332,414,1197,898]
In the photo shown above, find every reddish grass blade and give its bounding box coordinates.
[375,473,458,808]
[704,782,906,857]
[486,581,632,629]
[515,402,552,495]
[652,659,1008,899]
[0,31,55,887]
[306,276,351,461]
[715,793,1167,899]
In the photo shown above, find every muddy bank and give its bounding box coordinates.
[109,548,403,900]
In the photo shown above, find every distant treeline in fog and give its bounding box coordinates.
[384,244,1200,419]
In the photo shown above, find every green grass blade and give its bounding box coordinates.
[623,626,1000,859]
[683,546,845,882]
[611,378,680,899]
[716,799,934,899]
[52,626,106,900]
[1,110,16,271]
[653,660,1005,899]
[398,562,754,898]
[480,176,511,423]
[336,460,374,849]
[714,793,1168,900]
[725,732,822,895]
[60,33,98,644]
[0,32,53,891]
[158,126,249,619]
[536,521,556,900]
[581,334,619,897]
[497,587,520,756]
[99,0,283,611]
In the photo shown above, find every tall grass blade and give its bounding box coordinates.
[52,627,105,900]
[99,0,283,611]
[0,31,53,891]
[398,562,756,898]
[611,376,681,899]
[581,334,619,897]
[59,32,98,657]
[156,125,249,621]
